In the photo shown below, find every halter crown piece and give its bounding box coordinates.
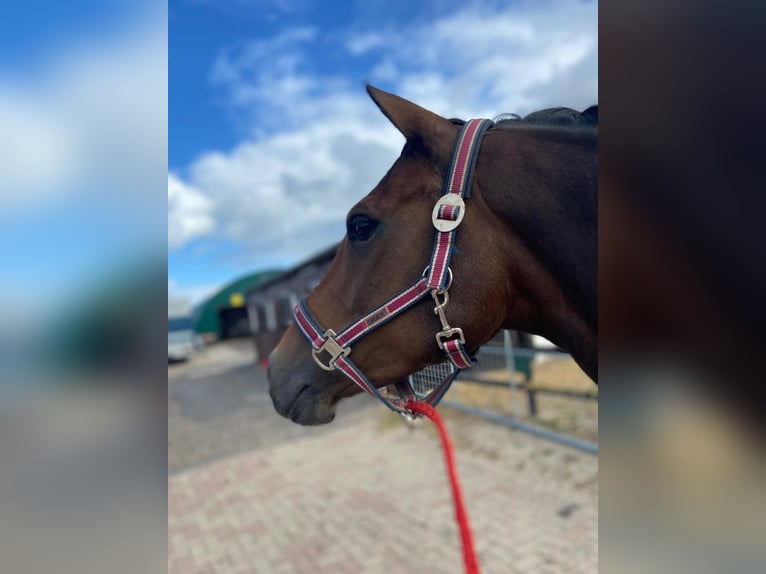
[293,119,494,416]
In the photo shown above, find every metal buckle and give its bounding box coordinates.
[311,329,350,371]
[432,194,465,232]
[436,327,466,349]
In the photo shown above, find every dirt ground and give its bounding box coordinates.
[451,356,599,444]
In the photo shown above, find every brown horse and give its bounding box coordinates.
[269,86,597,425]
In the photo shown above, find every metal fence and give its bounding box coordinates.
[409,331,598,455]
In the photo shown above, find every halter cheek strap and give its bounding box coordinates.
[293,119,493,415]
[427,118,492,291]
[294,297,459,414]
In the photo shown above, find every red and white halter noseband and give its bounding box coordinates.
[293,119,494,415]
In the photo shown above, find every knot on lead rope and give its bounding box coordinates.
[406,401,481,574]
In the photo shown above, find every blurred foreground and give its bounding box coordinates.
[0,268,167,574]
[600,0,766,571]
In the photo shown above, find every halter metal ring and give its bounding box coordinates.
[436,327,466,348]
[421,266,453,292]
[311,329,350,371]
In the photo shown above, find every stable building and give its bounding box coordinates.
[194,270,282,342]
[246,245,337,362]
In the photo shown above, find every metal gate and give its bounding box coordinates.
[409,331,598,454]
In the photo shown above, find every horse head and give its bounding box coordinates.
[269,86,597,425]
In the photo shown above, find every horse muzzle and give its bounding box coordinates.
[267,341,341,426]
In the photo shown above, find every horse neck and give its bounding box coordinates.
[478,126,598,380]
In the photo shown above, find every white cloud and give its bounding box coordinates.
[176,0,597,265]
[185,113,402,259]
[0,89,80,203]
[210,26,317,85]
[346,0,597,116]
[168,173,215,250]
[209,26,325,130]
[345,31,390,55]
[371,58,399,83]
[0,11,167,206]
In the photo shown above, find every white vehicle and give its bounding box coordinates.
[168,298,195,361]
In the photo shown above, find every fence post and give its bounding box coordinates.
[527,388,538,417]
[503,330,520,419]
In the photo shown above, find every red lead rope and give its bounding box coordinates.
[407,401,481,574]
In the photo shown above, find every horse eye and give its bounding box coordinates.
[347,214,379,242]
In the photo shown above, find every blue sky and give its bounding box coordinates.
[168,0,598,304]
[0,1,166,321]
[0,0,596,311]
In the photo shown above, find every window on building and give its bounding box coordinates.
[247,303,260,333]
[280,295,299,326]
[264,301,277,331]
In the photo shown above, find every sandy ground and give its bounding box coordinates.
[452,355,599,444]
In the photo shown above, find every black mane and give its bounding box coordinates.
[449,105,598,128]
[450,105,598,335]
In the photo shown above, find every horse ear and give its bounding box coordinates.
[366,85,457,159]
[581,105,598,124]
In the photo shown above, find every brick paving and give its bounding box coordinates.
[169,342,597,573]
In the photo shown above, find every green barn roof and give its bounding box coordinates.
[194,270,282,338]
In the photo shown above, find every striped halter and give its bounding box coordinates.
[293,119,494,416]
